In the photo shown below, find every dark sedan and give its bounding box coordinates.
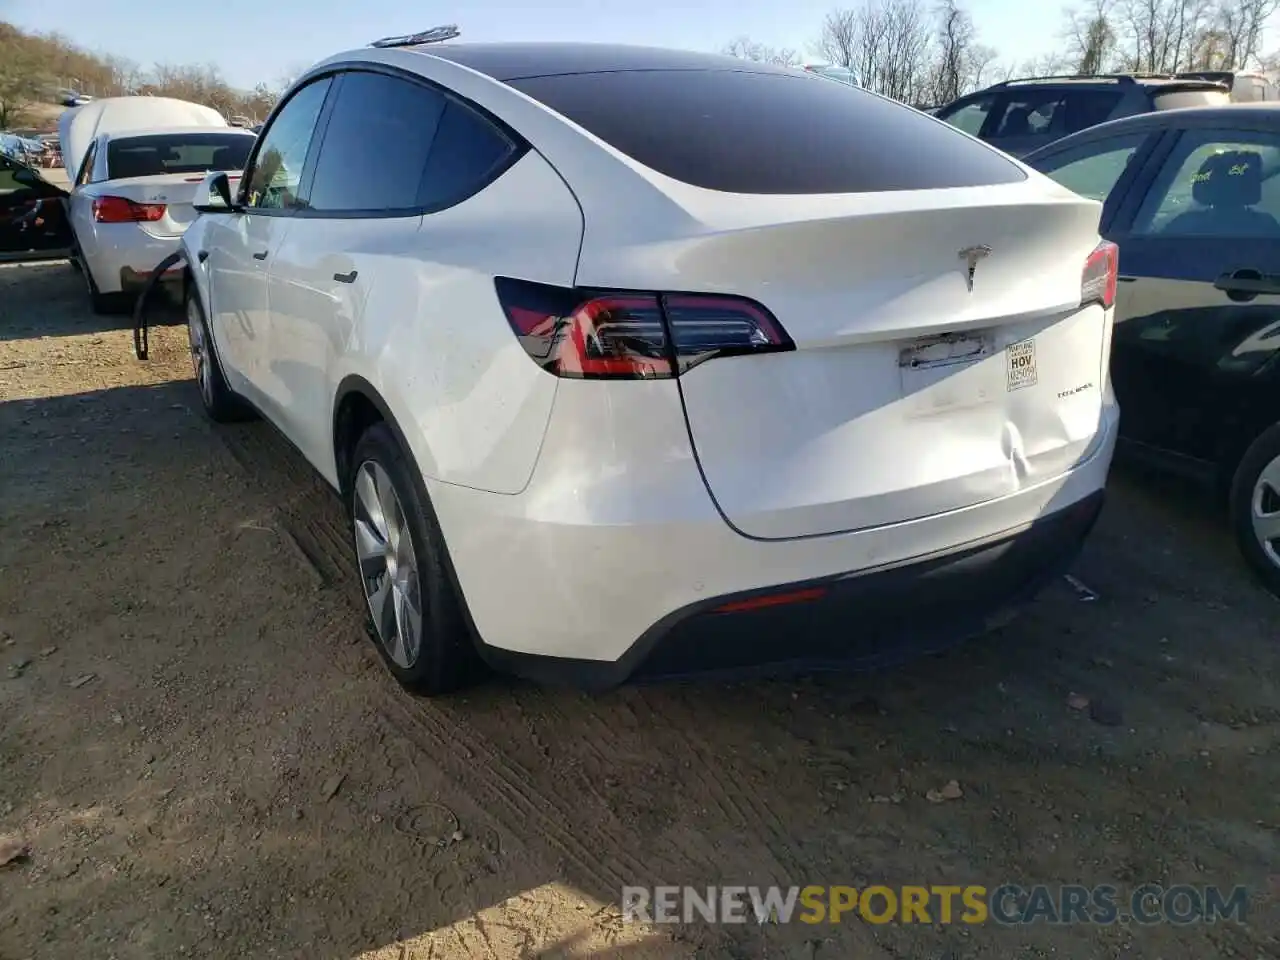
[1027,103,1280,595]
[0,149,71,260]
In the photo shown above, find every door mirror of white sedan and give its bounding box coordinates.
[193,171,234,213]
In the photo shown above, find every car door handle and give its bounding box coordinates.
[333,270,357,284]
[1214,269,1280,301]
[197,250,208,264]
[252,250,268,261]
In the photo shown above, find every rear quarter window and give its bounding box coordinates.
[510,69,1025,195]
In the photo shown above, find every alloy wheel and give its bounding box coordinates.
[352,460,424,668]
[186,297,213,406]
[1250,452,1280,568]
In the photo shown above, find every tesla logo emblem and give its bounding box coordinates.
[958,245,992,291]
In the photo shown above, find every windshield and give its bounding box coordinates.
[105,133,254,179]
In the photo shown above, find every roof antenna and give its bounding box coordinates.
[370,24,460,48]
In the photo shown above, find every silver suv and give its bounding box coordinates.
[936,74,1231,157]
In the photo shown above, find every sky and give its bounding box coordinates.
[3,0,1278,91]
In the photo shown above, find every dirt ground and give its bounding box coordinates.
[0,260,1277,960]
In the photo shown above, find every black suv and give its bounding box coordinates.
[935,73,1230,156]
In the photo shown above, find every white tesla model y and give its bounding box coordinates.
[179,34,1119,693]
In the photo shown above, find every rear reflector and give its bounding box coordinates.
[495,277,793,379]
[713,587,827,614]
[93,196,166,224]
[1081,240,1119,310]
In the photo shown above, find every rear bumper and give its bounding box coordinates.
[426,380,1119,687]
[120,263,183,291]
[81,227,180,293]
[477,490,1104,689]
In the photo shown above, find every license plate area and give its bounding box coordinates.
[1005,338,1038,391]
[899,331,998,416]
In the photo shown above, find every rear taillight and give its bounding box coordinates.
[1081,240,1119,310]
[495,277,793,379]
[93,196,166,224]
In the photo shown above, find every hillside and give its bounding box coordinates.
[0,20,278,130]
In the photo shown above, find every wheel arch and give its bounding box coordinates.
[332,373,488,650]
[1213,372,1280,502]
[333,375,420,499]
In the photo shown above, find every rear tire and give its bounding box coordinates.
[1228,422,1280,598]
[81,257,131,315]
[185,289,254,423]
[346,421,481,694]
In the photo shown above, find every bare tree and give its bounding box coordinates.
[819,0,934,100]
[996,51,1075,81]
[1114,0,1212,72]
[1092,0,1277,73]
[103,55,145,95]
[927,0,996,103]
[1066,0,1119,73]
[722,36,800,66]
[932,0,972,101]
[1214,0,1280,68]
[817,9,869,82]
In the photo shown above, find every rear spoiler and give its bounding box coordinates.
[1176,70,1235,88]
[1151,79,1231,95]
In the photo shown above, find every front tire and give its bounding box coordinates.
[346,422,480,694]
[1228,422,1280,598]
[185,289,254,423]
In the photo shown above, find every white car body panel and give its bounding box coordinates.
[69,125,252,294]
[180,44,1119,675]
[265,149,582,493]
[567,179,1109,539]
[430,385,1117,660]
[198,209,284,401]
[59,97,228,183]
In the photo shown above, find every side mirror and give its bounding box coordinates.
[193,171,234,213]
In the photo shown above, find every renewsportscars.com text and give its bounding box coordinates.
[621,883,1251,926]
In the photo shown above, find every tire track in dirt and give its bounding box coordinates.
[380,693,676,900]
[500,687,719,872]
[205,420,677,900]
[507,683,818,899]
[210,423,355,590]
[205,416,846,949]
[633,688,817,888]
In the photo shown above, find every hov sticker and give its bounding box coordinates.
[1006,339,1037,391]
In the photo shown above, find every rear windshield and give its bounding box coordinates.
[509,69,1025,194]
[106,133,255,179]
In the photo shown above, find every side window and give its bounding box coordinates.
[1131,128,1280,237]
[305,70,520,215]
[417,100,518,210]
[305,72,447,213]
[938,95,996,136]
[244,77,332,211]
[1065,91,1123,133]
[989,91,1069,139]
[0,156,25,196]
[75,142,97,187]
[1034,133,1149,202]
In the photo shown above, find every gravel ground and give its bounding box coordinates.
[0,259,1277,959]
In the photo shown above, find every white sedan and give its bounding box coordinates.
[65,126,255,313]
[176,35,1119,693]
